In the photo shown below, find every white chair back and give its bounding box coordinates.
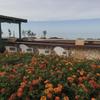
[19,44,33,53]
[54,46,66,56]
[38,48,51,55]
[5,46,17,53]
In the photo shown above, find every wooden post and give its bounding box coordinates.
[19,22,21,39]
[0,22,2,40]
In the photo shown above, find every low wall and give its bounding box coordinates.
[70,48,100,59]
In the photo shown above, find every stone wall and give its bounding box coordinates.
[69,48,100,59]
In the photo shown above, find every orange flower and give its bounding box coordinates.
[91,97,96,100]
[29,85,33,92]
[67,77,74,83]
[55,96,60,100]
[17,87,23,93]
[89,80,98,89]
[31,57,37,65]
[79,84,88,93]
[78,77,83,83]
[91,64,97,69]
[48,87,54,92]
[47,92,52,99]
[54,87,62,93]
[40,96,46,100]
[20,81,27,88]
[12,68,17,73]
[75,95,79,100]
[72,74,77,78]
[44,80,49,84]
[39,63,46,69]
[32,79,39,86]
[97,65,100,68]
[0,72,5,76]
[63,96,69,100]
[17,92,23,98]
[45,83,53,88]
[79,70,84,76]
[26,96,30,100]
[44,89,50,94]
[0,88,6,94]
[17,87,23,97]
[8,74,15,80]
[8,93,16,100]
[57,84,63,89]
[96,73,100,76]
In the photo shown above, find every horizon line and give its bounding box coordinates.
[28,18,100,22]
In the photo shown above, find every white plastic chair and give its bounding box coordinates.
[38,48,51,55]
[19,44,34,53]
[54,46,67,56]
[5,46,17,53]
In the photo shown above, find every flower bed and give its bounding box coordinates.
[0,53,100,100]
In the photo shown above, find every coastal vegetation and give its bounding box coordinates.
[0,53,100,100]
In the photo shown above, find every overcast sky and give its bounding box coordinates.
[0,0,100,39]
[0,0,100,21]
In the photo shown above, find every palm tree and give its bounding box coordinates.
[43,30,47,39]
[8,29,12,37]
[31,32,36,37]
[27,30,36,37]
[27,30,31,37]
[22,30,26,37]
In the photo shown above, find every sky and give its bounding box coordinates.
[0,0,100,39]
